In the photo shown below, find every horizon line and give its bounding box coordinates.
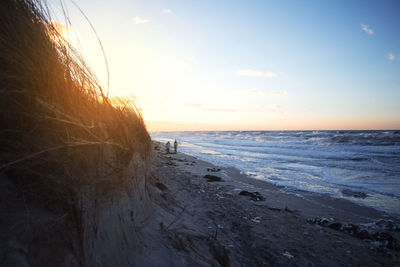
[149,129,400,133]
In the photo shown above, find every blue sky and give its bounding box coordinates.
[58,0,400,130]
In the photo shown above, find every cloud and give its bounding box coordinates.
[236,69,281,78]
[185,102,237,112]
[246,88,288,96]
[154,98,168,104]
[271,104,281,110]
[185,103,203,108]
[162,9,172,14]
[361,24,374,35]
[133,16,151,24]
[388,53,396,61]
[204,108,237,112]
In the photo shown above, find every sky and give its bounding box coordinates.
[54,0,400,131]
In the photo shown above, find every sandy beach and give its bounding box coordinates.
[150,141,400,266]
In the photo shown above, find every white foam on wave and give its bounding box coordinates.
[151,131,400,215]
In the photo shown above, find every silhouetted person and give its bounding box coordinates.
[174,140,178,154]
[166,141,170,154]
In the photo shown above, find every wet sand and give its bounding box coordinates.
[151,141,400,266]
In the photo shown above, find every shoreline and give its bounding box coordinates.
[154,141,400,222]
[150,131,400,217]
[151,141,400,265]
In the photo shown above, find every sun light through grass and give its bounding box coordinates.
[0,0,151,210]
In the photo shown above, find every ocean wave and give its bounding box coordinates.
[152,130,400,214]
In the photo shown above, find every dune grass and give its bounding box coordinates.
[0,0,152,209]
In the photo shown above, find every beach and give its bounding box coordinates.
[150,141,400,266]
[2,1,399,265]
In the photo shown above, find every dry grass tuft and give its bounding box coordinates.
[0,0,152,210]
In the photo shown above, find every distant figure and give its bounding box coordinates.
[166,141,170,154]
[174,140,178,154]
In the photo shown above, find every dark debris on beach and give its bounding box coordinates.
[239,190,266,201]
[204,174,223,182]
[207,167,221,172]
[308,217,400,251]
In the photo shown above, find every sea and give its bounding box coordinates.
[151,130,400,216]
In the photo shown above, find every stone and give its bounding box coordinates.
[328,222,342,230]
[342,189,368,199]
[203,175,223,182]
[239,191,265,201]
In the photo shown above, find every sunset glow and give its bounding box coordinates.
[58,0,400,131]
